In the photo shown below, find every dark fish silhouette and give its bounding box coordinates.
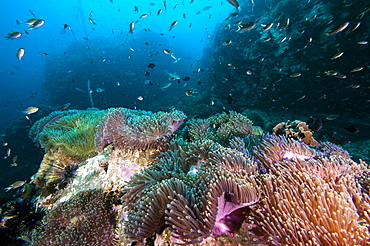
[328,132,347,145]
[227,94,234,104]
[307,116,323,132]
[344,125,359,133]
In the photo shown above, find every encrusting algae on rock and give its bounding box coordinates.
[9,107,368,245]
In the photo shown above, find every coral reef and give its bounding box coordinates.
[12,107,368,245]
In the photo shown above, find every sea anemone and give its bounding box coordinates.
[252,134,316,173]
[248,157,370,245]
[156,110,187,133]
[34,109,105,160]
[29,110,78,144]
[186,119,213,141]
[208,111,254,143]
[122,139,259,244]
[163,169,259,244]
[357,167,370,195]
[33,189,117,245]
[185,111,259,145]
[95,108,186,152]
[317,141,351,159]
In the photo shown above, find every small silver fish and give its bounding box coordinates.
[290,72,301,78]
[328,21,349,36]
[129,22,134,34]
[350,67,364,72]
[161,82,172,90]
[163,49,172,55]
[262,23,274,32]
[326,114,340,121]
[236,22,256,32]
[5,32,22,40]
[165,72,180,80]
[169,20,178,31]
[331,51,344,60]
[26,18,45,29]
[5,180,27,192]
[357,41,368,45]
[88,18,97,25]
[223,39,232,45]
[22,106,39,114]
[282,18,290,29]
[16,48,25,60]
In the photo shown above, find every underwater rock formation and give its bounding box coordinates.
[202,0,370,116]
[4,108,367,245]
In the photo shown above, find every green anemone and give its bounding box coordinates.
[37,109,106,160]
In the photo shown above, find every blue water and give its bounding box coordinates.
[0,0,232,132]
